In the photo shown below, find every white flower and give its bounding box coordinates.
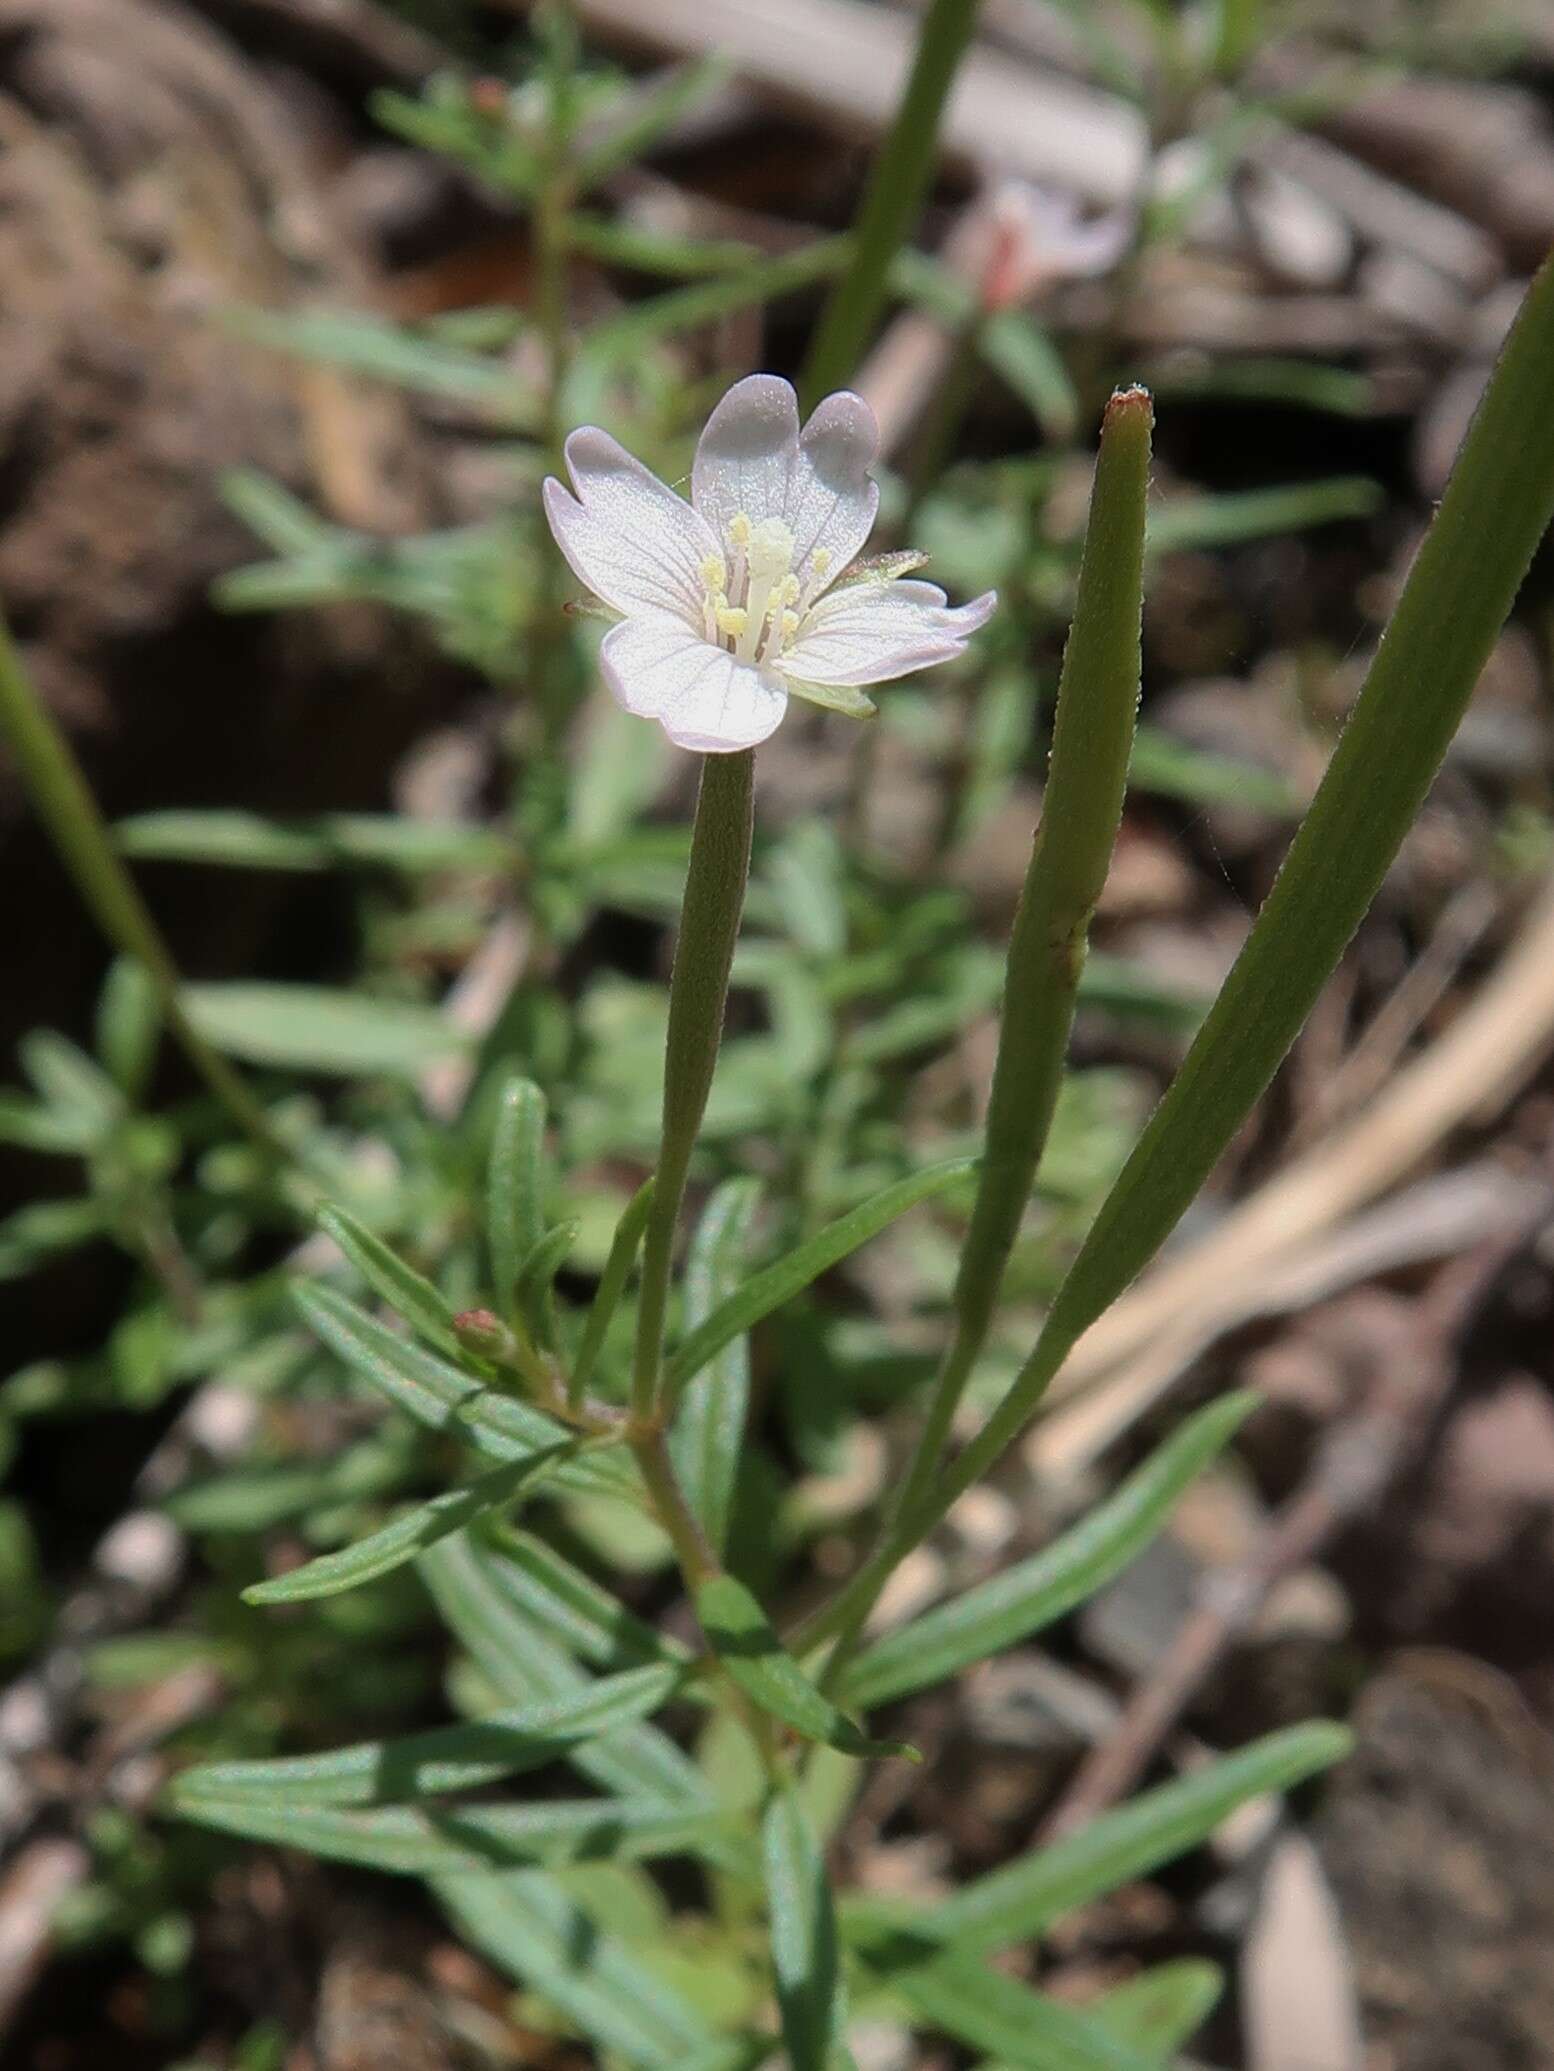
[542,374,996,753]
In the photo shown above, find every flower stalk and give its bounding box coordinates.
[631,748,756,1422]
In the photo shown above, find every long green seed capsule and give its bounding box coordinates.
[893,386,1153,1528]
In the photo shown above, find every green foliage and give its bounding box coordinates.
[7,0,1548,2059]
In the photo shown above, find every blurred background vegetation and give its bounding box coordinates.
[3,0,1554,2065]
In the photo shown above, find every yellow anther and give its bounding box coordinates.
[700,552,727,592]
[780,573,801,606]
[779,609,800,644]
[715,602,749,639]
[727,512,752,548]
[810,548,831,579]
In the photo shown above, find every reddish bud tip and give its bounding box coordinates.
[1103,383,1153,426]
[453,1307,517,1361]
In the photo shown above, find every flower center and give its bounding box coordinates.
[700,511,829,666]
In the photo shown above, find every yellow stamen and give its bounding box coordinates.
[727,512,752,548]
[700,552,728,592]
[715,602,749,640]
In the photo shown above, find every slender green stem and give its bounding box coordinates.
[0,607,289,1172]
[628,1423,720,1587]
[632,751,756,1422]
[800,0,983,406]
[807,244,1554,1663]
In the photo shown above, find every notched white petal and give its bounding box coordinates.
[544,427,717,625]
[600,614,789,753]
[782,581,997,687]
[786,388,881,581]
[692,374,801,545]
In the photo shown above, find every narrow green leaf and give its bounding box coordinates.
[695,1575,913,1761]
[0,1093,97,1156]
[19,1032,124,1135]
[116,808,510,875]
[980,309,1079,440]
[489,1077,548,1317]
[1088,1959,1223,2062]
[183,982,463,1077]
[926,250,1554,1545]
[241,1450,570,1604]
[488,1528,688,1672]
[579,239,850,370]
[665,1161,975,1401]
[575,54,730,186]
[881,1948,1155,2071]
[96,957,160,1100]
[170,1664,683,1807]
[801,0,981,404]
[842,1393,1255,1709]
[1128,727,1297,814]
[293,1284,629,1500]
[571,1178,655,1402]
[172,1791,722,1875]
[518,1218,580,1349]
[1146,476,1380,556]
[672,1180,761,1554]
[226,304,533,418]
[435,1870,716,2067]
[457,1389,639,1502]
[566,213,759,278]
[316,1202,459,1356]
[926,1722,1351,1955]
[764,1785,846,2071]
[419,1533,716,1814]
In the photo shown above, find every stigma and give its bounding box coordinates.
[701,510,815,665]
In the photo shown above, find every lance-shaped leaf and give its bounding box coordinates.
[1088,1960,1223,2064]
[518,1217,580,1349]
[571,1178,655,1403]
[435,1869,718,2069]
[665,1161,976,1402]
[841,1393,1254,1709]
[169,1662,683,1808]
[295,1282,633,1501]
[764,1783,848,2071]
[489,1077,549,1318]
[420,1533,715,1813]
[915,1722,1352,1957]
[876,1943,1156,2071]
[672,1179,762,1554]
[171,1791,725,1876]
[485,1527,687,1672]
[241,1448,573,1604]
[694,1575,914,1761]
[316,1201,460,1356]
